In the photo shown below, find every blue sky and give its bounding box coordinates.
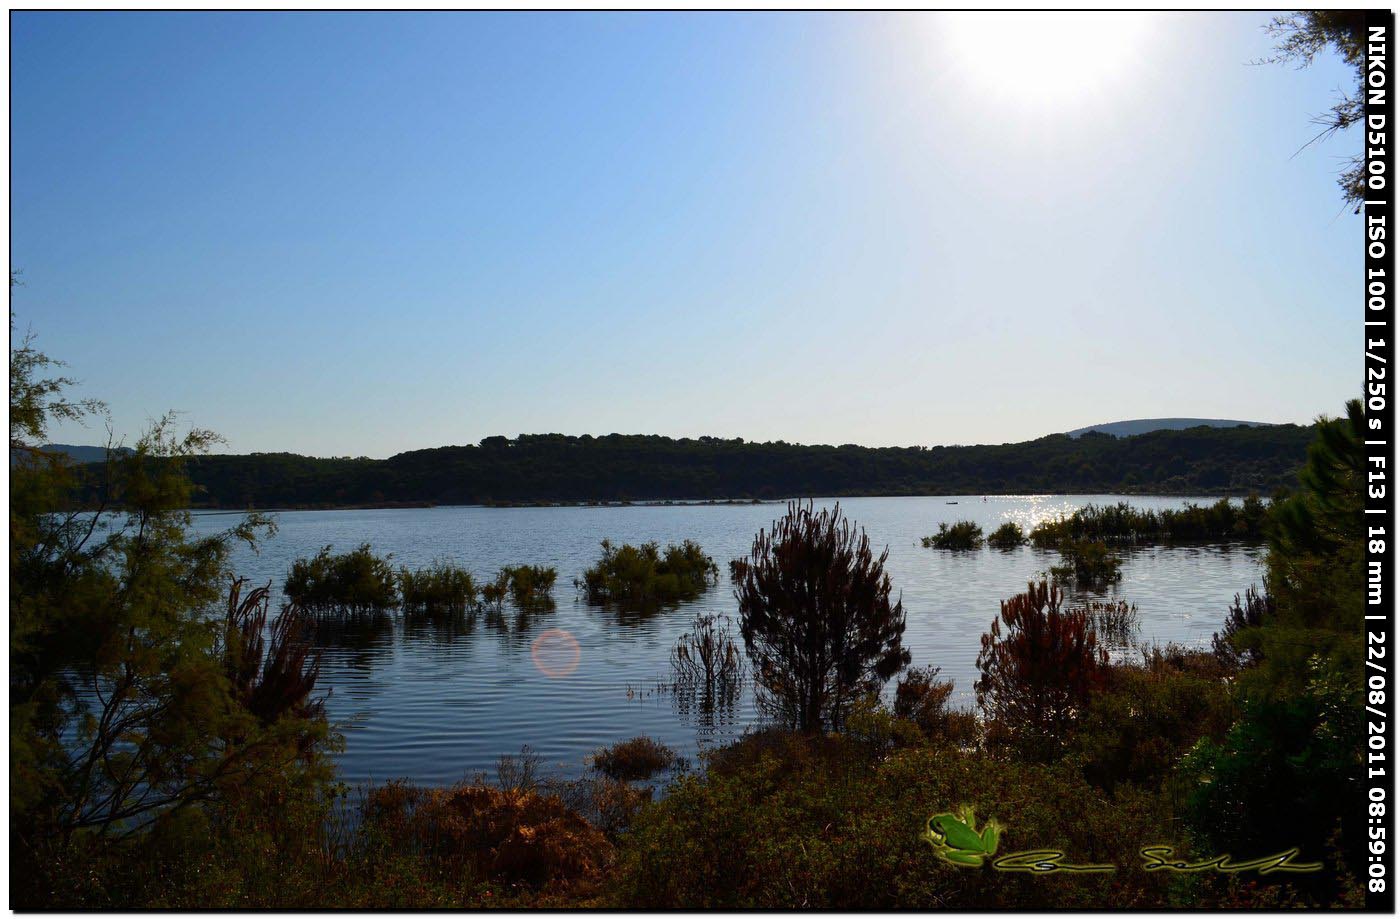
[12,12,1361,457]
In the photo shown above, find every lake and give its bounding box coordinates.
[191,495,1264,787]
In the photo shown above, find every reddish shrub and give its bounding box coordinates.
[362,781,613,890]
[974,580,1107,759]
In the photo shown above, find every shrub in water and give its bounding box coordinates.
[985,521,1025,549]
[1048,539,1123,589]
[1076,598,1139,647]
[224,578,325,725]
[920,520,984,550]
[1029,497,1269,547]
[481,570,509,610]
[284,543,398,613]
[670,612,745,690]
[577,539,718,607]
[591,736,677,781]
[502,564,557,606]
[399,561,477,616]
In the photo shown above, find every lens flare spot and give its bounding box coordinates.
[531,628,581,678]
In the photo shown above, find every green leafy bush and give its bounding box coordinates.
[1182,661,1361,899]
[399,561,477,616]
[1048,539,1123,589]
[502,564,558,606]
[577,540,718,607]
[920,521,984,550]
[1066,650,1235,792]
[284,544,398,613]
[985,521,1025,549]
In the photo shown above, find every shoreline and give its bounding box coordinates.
[186,490,1264,514]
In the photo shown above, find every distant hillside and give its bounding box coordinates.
[10,443,133,467]
[1065,418,1272,439]
[114,423,1323,509]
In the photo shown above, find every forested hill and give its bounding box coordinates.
[165,423,1318,509]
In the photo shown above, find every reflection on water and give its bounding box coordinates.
[312,612,396,669]
[192,495,1264,786]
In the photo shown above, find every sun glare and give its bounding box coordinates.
[932,12,1161,112]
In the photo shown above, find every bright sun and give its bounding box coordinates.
[933,12,1161,111]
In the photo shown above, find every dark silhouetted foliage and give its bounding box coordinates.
[224,578,324,726]
[1029,497,1268,547]
[399,561,478,617]
[669,612,744,690]
[920,520,983,550]
[1079,598,1139,647]
[892,665,975,745]
[10,316,333,901]
[590,737,676,781]
[1048,539,1123,589]
[284,544,398,614]
[1185,401,1368,891]
[166,424,1316,509]
[985,521,1025,549]
[1212,584,1273,670]
[736,502,910,733]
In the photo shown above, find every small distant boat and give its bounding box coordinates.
[946,501,958,505]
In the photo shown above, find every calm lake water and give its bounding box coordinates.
[191,495,1264,787]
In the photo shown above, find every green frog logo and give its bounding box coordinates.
[920,804,1000,867]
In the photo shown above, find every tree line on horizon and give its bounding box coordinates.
[136,424,1320,508]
